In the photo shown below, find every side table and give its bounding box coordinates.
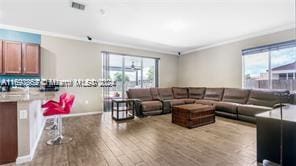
[111,99,135,121]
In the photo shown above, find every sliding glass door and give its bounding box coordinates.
[102,52,159,111]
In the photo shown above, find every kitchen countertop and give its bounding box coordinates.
[0,91,55,102]
[256,104,296,122]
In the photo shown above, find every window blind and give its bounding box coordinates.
[242,40,296,56]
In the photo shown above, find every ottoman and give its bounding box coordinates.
[172,104,215,128]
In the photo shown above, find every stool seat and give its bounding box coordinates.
[42,93,67,109]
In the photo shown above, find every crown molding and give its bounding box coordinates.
[182,23,296,55]
[0,24,178,55]
[1,23,294,56]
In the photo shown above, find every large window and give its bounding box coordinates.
[102,52,159,111]
[243,40,296,92]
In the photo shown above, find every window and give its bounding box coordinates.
[243,40,296,92]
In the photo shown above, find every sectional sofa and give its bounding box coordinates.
[127,87,292,123]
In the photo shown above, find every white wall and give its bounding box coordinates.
[177,29,295,88]
[40,29,294,113]
[41,36,178,114]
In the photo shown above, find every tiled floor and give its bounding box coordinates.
[11,113,257,166]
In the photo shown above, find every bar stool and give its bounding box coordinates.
[43,94,75,145]
[42,93,67,130]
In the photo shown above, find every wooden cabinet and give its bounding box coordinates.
[22,43,40,75]
[3,41,22,74]
[0,102,18,165]
[0,40,40,75]
[0,41,2,74]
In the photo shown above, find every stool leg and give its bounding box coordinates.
[45,115,58,130]
[46,116,72,145]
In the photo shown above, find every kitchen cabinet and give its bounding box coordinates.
[0,40,40,75]
[0,41,2,74]
[0,102,18,165]
[3,41,22,74]
[22,43,40,75]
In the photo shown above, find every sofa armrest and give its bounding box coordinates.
[273,103,287,109]
[133,98,143,103]
[160,100,171,114]
[132,99,144,117]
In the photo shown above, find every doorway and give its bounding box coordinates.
[102,52,159,112]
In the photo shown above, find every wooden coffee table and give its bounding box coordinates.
[172,104,215,129]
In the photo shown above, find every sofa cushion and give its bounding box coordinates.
[188,87,206,99]
[172,87,188,99]
[141,101,162,112]
[237,104,272,117]
[150,88,160,100]
[247,90,288,107]
[204,88,224,101]
[170,99,185,106]
[222,88,250,104]
[158,88,174,100]
[195,99,218,106]
[128,88,152,101]
[173,98,195,104]
[182,98,196,104]
[215,102,239,114]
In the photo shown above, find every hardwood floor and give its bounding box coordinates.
[16,113,257,166]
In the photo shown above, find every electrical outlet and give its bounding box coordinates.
[20,110,28,119]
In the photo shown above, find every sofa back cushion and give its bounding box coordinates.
[158,88,174,100]
[222,88,250,104]
[172,87,188,99]
[128,88,152,101]
[150,88,160,100]
[247,89,289,107]
[188,87,206,99]
[204,88,224,101]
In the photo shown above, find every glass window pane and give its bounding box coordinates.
[124,56,142,97]
[271,47,296,91]
[244,52,269,89]
[142,58,156,88]
[109,54,124,98]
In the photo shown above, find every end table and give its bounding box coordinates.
[111,99,135,121]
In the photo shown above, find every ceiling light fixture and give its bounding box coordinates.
[131,61,135,70]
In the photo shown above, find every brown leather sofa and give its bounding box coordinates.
[237,89,289,123]
[195,88,224,106]
[215,88,250,120]
[127,88,163,116]
[127,87,292,123]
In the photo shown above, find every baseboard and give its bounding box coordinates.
[62,111,101,118]
[16,154,31,164]
[16,119,46,164]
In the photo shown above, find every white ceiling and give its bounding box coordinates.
[0,0,294,55]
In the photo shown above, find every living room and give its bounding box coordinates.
[0,0,295,166]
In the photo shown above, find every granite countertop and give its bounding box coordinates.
[256,104,296,122]
[0,91,56,102]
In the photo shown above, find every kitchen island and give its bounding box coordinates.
[0,91,55,165]
[256,104,296,166]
